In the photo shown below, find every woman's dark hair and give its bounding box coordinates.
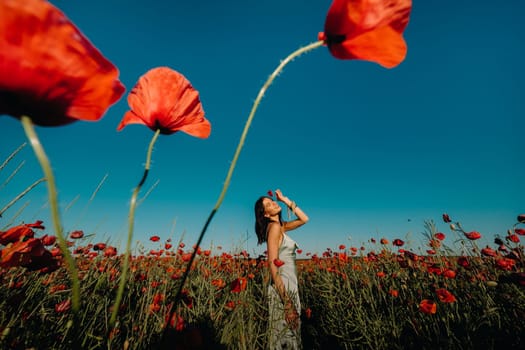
[254,196,282,245]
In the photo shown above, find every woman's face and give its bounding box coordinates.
[262,197,281,217]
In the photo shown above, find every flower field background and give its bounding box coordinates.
[1,201,524,349]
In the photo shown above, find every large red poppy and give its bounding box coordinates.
[0,0,125,126]
[319,0,412,68]
[117,67,211,138]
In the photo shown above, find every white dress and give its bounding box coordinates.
[268,233,301,349]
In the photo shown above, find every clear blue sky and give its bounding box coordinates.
[1,0,523,256]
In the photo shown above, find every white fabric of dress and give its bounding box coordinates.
[268,233,301,349]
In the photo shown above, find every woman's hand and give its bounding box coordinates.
[275,189,290,206]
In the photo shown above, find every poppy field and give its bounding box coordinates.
[1,0,523,349]
[1,209,525,349]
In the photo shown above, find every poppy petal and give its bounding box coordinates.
[0,0,125,125]
[118,67,211,138]
[322,0,412,68]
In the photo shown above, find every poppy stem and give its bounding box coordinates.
[109,128,160,329]
[162,40,324,341]
[19,116,81,314]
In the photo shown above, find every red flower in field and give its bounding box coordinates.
[426,249,436,255]
[117,67,211,137]
[0,225,34,245]
[380,238,389,245]
[25,220,45,230]
[457,256,470,268]
[464,231,481,240]
[179,242,186,248]
[443,269,456,279]
[442,213,452,223]
[370,238,376,243]
[69,230,84,239]
[434,232,446,241]
[419,299,437,314]
[389,289,399,297]
[0,0,124,126]
[0,238,47,268]
[93,242,106,251]
[273,258,285,267]
[165,243,173,250]
[296,249,303,254]
[392,239,404,247]
[166,310,185,331]
[481,246,497,257]
[436,288,456,303]
[507,234,520,243]
[150,235,160,242]
[55,299,71,313]
[230,277,247,293]
[517,214,525,223]
[212,278,226,289]
[104,246,117,257]
[305,307,312,319]
[338,244,346,250]
[267,190,274,197]
[41,235,56,246]
[515,228,525,236]
[319,0,412,68]
[496,257,516,271]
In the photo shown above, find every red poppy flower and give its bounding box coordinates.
[41,235,56,246]
[515,228,525,236]
[517,214,525,223]
[273,258,285,267]
[93,242,107,251]
[0,225,34,245]
[419,299,437,314]
[150,235,160,242]
[25,220,45,230]
[392,238,404,247]
[319,0,412,68]
[380,238,389,245]
[442,213,452,223]
[464,231,481,240]
[104,246,117,257]
[55,299,72,313]
[69,230,84,239]
[0,0,124,126]
[434,232,446,241]
[507,234,520,243]
[0,238,47,268]
[339,244,346,250]
[267,190,274,197]
[230,277,247,293]
[457,256,470,268]
[481,246,497,257]
[436,288,456,303]
[117,67,211,137]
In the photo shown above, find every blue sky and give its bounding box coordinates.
[1,0,523,256]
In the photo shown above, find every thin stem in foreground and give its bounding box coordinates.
[163,40,324,337]
[19,116,81,313]
[109,128,161,328]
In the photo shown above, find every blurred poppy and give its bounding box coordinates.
[93,242,107,251]
[267,190,274,197]
[150,235,161,242]
[104,246,117,257]
[230,277,247,293]
[442,213,452,223]
[392,239,404,247]
[41,235,56,246]
[319,0,412,68]
[339,244,346,250]
[481,246,497,257]
[419,299,437,314]
[464,231,481,240]
[25,220,45,230]
[507,234,520,243]
[457,256,470,268]
[515,228,525,236]
[0,238,46,268]
[434,232,446,241]
[0,225,34,245]
[69,230,84,239]
[380,238,389,245]
[0,0,124,126]
[55,299,72,313]
[517,214,525,223]
[117,67,211,137]
[436,288,456,303]
[273,258,285,267]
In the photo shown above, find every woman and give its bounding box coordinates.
[254,189,309,350]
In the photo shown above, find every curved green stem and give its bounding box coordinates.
[109,128,160,328]
[162,41,324,340]
[20,116,80,312]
